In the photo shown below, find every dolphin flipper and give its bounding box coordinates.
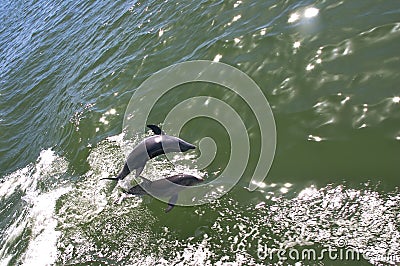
[126,184,147,195]
[147,125,165,135]
[165,193,178,213]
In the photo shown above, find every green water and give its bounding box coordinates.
[1,0,399,265]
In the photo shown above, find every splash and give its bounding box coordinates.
[141,184,399,265]
[22,187,71,265]
[0,149,70,265]
[55,136,156,264]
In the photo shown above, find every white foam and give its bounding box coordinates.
[22,186,71,265]
[0,166,33,199]
[0,148,69,265]
[0,149,60,200]
[0,255,13,266]
[0,214,29,259]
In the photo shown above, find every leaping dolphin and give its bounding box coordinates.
[102,125,196,181]
[126,174,203,212]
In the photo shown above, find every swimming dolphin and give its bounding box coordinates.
[126,174,203,212]
[102,125,196,181]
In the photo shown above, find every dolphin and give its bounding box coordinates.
[126,174,203,212]
[102,125,196,181]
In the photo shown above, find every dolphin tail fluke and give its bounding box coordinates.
[101,163,131,181]
[116,163,131,180]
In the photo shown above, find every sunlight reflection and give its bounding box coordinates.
[359,123,367,128]
[308,134,323,142]
[226,14,242,27]
[105,109,116,115]
[284,183,292,188]
[213,54,222,62]
[304,7,319,18]
[288,13,300,23]
[280,187,289,194]
[233,0,242,8]
[341,96,350,105]
[293,41,301,48]
[216,186,225,193]
[251,181,266,189]
[99,116,109,125]
[306,64,315,71]
[232,15,241,22]
[288,7,319,23]
[392,96,400,103]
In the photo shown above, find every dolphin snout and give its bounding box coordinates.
[179,140,196,152]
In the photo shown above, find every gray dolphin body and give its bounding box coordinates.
[103,125,196,181]
[126,174,203,212]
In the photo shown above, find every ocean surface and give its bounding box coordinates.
[1,0,399,265]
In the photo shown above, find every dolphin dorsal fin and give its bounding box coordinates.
[147,125,165,135]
